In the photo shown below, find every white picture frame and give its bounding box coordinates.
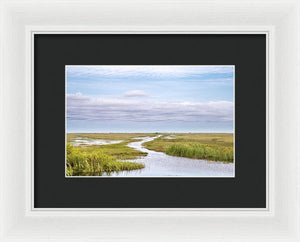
[0,0,299,241]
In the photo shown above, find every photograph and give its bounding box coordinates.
[66,65,235,177]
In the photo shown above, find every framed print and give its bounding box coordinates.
[1,0,300,241]
[34,34,266,208]
[65,65,235,178]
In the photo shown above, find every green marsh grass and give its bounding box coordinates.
[66,144,145,176]
[143,133,234,163]
[66,133,234,176]
[165,143,233,162]
[83,141,147,160]
[67,133,157,143]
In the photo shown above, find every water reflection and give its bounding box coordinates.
[103,136,234,177]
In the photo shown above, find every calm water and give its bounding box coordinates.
[72,138,123,146]
[103,136,234,177]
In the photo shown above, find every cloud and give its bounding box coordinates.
[66,65,234,80]
[124,90,148,97]
[67,93,233,123]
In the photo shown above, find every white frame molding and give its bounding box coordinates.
[1,0,299,241]
[29,30,267,210]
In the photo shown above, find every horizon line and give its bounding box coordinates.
[66,132,234,134]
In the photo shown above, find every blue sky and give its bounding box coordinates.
[66,65,234,133]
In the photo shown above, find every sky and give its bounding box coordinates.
[66,65,234,133]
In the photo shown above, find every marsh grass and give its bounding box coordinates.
[66,144,145,176]
[144,133,234,163]
[82,141,147,160]
[165,143,233,162]
[67,133,157,143]
[66,133,234,176]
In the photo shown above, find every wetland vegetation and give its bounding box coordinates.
[66,133,152,176]
[143,133,234,163]
[66,133,234,176]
